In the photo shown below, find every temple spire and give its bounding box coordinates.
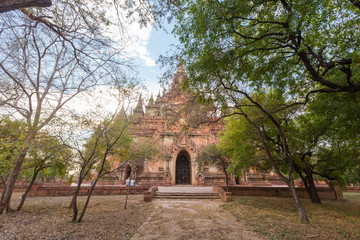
[133,94,144,117]
[148,93,154,105]
[173,60,186,86]
[177,58,184,73]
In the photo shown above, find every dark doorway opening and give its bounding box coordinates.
[125,165,131,180]
[176,151,191,184]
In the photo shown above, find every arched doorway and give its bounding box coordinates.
[176,150,191,184]
[123,165,132,183]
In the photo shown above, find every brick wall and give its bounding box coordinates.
[344,186,360,192]
[224,185,344,200]
[27,184,149,197]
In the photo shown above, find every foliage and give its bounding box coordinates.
[84,115,132,176]
[21,134,72,182]
[292,92,360,186]
[0,118,26,180]
[196,143,231,190]
[173,0,360,221]
[218,90,360,187]
[197,144,225,170]
[127,137,162,174]
[218,115,267,177]
[175,0,360,97]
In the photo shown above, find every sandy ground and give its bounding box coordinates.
[131,199,264,240]
[1,192,263,240]
[0,193,153,240]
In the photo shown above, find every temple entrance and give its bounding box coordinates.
[123,165,132,183]
[176,151,191,184]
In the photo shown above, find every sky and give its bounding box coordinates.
[130,23,179,100]
[0,5,181,123]
[63,21,180,118]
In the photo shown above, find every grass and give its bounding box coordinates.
[0,193,154,240]
[222,192,360,240]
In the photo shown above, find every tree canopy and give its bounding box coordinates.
[175,0,360,98]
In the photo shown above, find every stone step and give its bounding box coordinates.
[155,192,219,196]
[153,192,220,199]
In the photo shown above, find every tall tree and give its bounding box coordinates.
[72,114,131,223]
[66,96,161,222]
[172,0,360,222]
[0,6,128,213]
[221,91,311,222]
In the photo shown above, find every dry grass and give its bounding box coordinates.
[0,193,154,240]
[222,192,360,240]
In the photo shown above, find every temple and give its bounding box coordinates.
[115,64,226,186]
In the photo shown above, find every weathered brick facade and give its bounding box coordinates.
[116,65,226,186]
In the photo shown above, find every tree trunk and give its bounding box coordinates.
[77,150,109,222]
[70,176,84,222]
[0,149,28,214]
[17,167,41,211]
[305,170,321,204]
[296,166,321,204]
[124,186,129,210]
[223,165,229,192]
[288,179,310,223]
[77,179,97,223]
[0,0,52,13]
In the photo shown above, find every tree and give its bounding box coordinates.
[70,115,131,223]
[218,115,270,183]
[294,92,360,187]
[0,0,185,213]
[175,0,360,97]
[17,133,72,210]
[66,96,161,222]
[0,6,129,213]
[126,136,162,179]
[0,117,26,186]
[233,92,311,222]
[196,144,230,191]
[172,0,360,222]
[0,0,52,13]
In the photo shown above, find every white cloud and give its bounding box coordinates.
[103,2,156,67]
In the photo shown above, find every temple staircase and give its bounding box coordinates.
[153,186,220,200]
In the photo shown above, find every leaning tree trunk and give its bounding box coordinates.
[287,177,310,223]
[70,176,84,222]
[0,149,29,214]
[17,166,42,211]
[296,166,321,204]
[296,167,321,204]
[305,170,321,204]
[77,151,108,223]
[77,178,98,223]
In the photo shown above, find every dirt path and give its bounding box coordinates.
[130,199,263,240]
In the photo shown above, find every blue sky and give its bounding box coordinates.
[134,23,179,100]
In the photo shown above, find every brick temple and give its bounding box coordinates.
[115,65,226,186]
